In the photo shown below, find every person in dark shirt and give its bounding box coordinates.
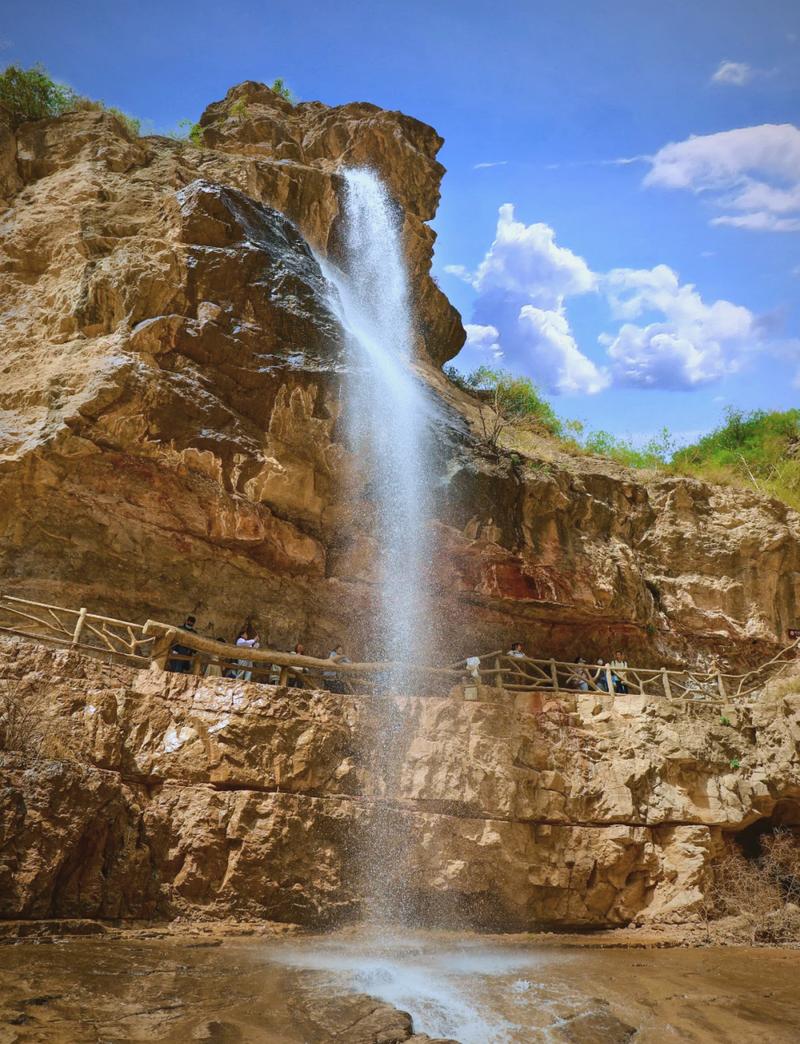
[168,615,198,673]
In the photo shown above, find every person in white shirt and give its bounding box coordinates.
[507,642,526,658]
[324,644,350,693]
[235,625,260,682]
[609,651,629,694]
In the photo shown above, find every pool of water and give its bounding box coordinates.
[1,927,798,1042]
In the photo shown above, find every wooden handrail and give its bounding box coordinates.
[2,592,796,700]
[142,620,461,678]
[2,595,150,632]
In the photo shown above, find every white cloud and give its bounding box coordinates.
[601,265,755,388]
[710,60,753,86]
[473,203,596,308]
[518,307,609,394]
[451,207,773,394]
[455,205,606,395]
[644,123,800,232]
[443,263,472,281]
[464,323,503,360]
[473,161,508,170]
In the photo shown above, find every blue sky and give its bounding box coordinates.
[4,0,799,441]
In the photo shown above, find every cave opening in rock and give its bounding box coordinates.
[731,800,800,861]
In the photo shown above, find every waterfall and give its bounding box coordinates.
[320,168,433,674]
[319,167,436,923]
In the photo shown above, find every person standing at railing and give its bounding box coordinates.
[287,641,306,688]
[568,657,592,691]
[324,644,350,693]
[609,651,629,694]
[594,659,609,691]
[507,642,526,658]
[167,615,198,673]
[234,625,260,682]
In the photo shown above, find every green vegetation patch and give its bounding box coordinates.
[444,364,800,510]
[0,62,140,136]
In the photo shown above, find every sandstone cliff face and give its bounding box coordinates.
[1,81,799,670]
[2,639,799,928]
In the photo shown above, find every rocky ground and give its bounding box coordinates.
[2,636,799,930]
[1,81,799,668]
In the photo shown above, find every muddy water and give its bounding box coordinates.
[0,928,798,1043]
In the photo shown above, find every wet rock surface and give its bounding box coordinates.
[0,931,798,1043]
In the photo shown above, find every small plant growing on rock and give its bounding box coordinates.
[171,118,203,146]
[270,77,295,103]
[720,715,732,726]
[230,98,249,121]
[0,679,45,755]
[729,757,741,769]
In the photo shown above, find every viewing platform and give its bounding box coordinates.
[0,592,796,709]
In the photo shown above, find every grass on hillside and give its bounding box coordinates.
[445,364,800,510]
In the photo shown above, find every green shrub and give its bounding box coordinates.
[0,63,78,125]
[270,77,294,103]
[581,426,675,469]
[445,365,561,449]
[673,407,800,509]
[170,117,203,146]
[0,63,141,137]
[229,98,249,121]
[105,106,141,137]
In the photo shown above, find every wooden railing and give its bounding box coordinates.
[141,620,459,693]
[0,593,154,664]
[449,645,799,703]
[1,593,796,703]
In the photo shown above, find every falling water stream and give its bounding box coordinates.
[317,168,438,924]
[319,168,434,672]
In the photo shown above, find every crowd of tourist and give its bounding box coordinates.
[166,614,352,691]
[167,618,632,695]
[503,643,631,693]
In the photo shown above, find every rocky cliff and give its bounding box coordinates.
[2,637,799,928]
[1,80,799,668]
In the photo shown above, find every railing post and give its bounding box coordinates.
[605,664,615,695]
[153,628,177,672]
[661,668,672,699]
[494,657,503,688]
[278,666,289,687]
[191,654,203,676]
[549,658,559,692]
[717,671,727,699]
[72,607,87,645]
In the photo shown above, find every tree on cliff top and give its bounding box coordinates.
[270,78,295,103]
[446,365,562,449]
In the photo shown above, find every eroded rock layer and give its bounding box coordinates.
[1,82,799,666]
[2,639,799,928]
